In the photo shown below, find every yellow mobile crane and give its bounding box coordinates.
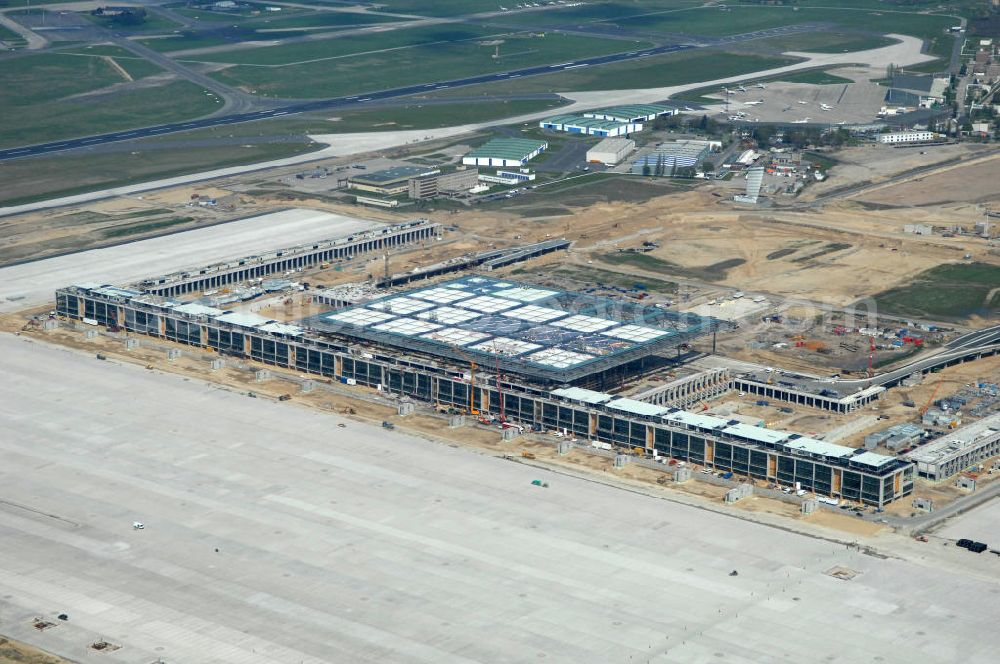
[450,344,479,415]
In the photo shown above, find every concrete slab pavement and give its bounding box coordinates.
[0,208,377,311]
[1,333,999,663]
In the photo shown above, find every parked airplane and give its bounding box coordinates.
[796,100,809,105]
[737,85,747,92]
[755,82,766,89]
[743,100,764,106]
[820,103,833,111]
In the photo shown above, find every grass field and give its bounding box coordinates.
[209,30,649,98]
[599,251,746,282]
[138,32,250,52]
[82,11,183,33]
[0,21,26,47]
[611,5,956,41]
[872,263,1000,320]
[250,11,404,30]
[0,139,320,208]
[187,24,501,64]
[0,78,218,149]
[59,45,165,79]
[512,264,679,294]
[749,31,896,54]
[432,49,798,98]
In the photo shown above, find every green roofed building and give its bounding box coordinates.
[462,138,548,168]
[585,104,678,123]
[539,114,640,137]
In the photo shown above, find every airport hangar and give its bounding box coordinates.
[56,272,912,508]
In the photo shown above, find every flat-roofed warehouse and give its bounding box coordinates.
[584,103,678,123]
[587,137,636,165]
[304,275,717,385]
[348,165,439,195]
[631,141,711,175]
[539,114,640,136]
[463,138,547,167]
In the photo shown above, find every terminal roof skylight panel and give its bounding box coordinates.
[326,308,396,327]
[501,305,568,324]
[368,296,436,315]
[519,324,580,346]
[372,318,442,336]
[552,314,617,333]
[455,295,520,313]
[602,324,669,343]
[492,286,560,302]
[415,306,482,325]
[459,313,525,336]
[526,348,595,369]
[420,328,491,346]
[410,286,474,304]
[468,337,542,356]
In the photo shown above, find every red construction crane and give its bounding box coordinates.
[920,382,942,416]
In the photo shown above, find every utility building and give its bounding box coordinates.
[349,166,439,195]
[587,138,635,165]
[877,131,937,144]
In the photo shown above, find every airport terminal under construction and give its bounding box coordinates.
[49,215,939,510]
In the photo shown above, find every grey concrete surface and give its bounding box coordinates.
[1,333,999,664]
[937,497,1000,545]
[0,208,377,311]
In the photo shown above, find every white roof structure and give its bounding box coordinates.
[783,437,855,460]
[606,398,671,418]
[602,325,667,342]
[722,422,790,445]
[553,314,617,332]
[550,387,613,405]
[526,348,595,368]
[502,305,568,323]
[326,308,396,326]
[663,411,729,430]
[258,322,303,337]
[373,318,441,336]
[173,302,225,317]
[214,311,270,327]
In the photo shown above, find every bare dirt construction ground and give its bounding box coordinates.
[854,152,1000,208]
[799,143,994,202]
[0,636,68,664]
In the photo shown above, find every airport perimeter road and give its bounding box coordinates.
[2,333,1000,664]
